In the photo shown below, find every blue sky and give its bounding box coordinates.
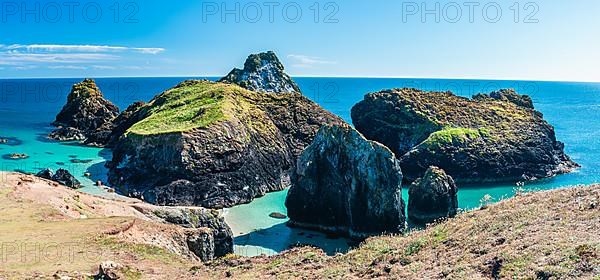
[1,0,599,81]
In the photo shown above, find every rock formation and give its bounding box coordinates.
[285,124,405,238]
[107,80,343,208]
[219,51,301,94]
[49,79,120,146]
[36,168,81,189]
[408,166,458,224]
[351,88,578,183]
[473,88,534,109]
[127,204,233,261]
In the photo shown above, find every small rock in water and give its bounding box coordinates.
[96,181,103,187]
[56,162,65,166]
[70,159,93,164]
[4,153,29,160]
[0,138,8,143]
[84,172,91,177]
[269,212,287,219]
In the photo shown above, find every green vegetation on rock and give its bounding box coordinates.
[423,127,490,148]
[127,81,246,135]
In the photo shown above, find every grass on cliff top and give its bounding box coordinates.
[127,81,249,136]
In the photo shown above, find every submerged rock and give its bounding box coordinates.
[219,51,301,94]
[5,153,28,160]
[108,80,343,208]
[49,79,119,145]
[351,88,578,183]
[408,166,458,224]
[285,124,405,239]
[269,212,287,219]
[36,168,81,189]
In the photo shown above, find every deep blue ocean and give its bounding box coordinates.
[1,77,599,256]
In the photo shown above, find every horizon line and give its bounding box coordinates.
[0,75,599,84]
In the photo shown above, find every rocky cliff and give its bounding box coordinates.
[219,51,301,94]
[408,166,458,224]
[49,79,120,146]
[351,88,578,183]
[108,80,343,208]
[285,124,405,239]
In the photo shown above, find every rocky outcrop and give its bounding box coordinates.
[473,89,534,109]
[219,51,301,94]
[408,166,458,224]
[49,79,120,146]
[285,124,405,239]
[149,207,233,258]
[108,80,343,208]
[36,168,81,189]
[351,88,578,183]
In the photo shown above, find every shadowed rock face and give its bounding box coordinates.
[285,124,405,239]
[138,206,234,260]
[108,80,343,209]
[219,51,301,94]
[351,88,578,183]
[49,79,120,146]
[408,166,458,224]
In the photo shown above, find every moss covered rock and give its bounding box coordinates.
[351,88,578,183]
[108,80,343,208]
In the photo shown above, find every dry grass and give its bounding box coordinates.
[198,185,599,279]
[1,172,598,279]
[0,173,194,279]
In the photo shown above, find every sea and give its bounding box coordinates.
[1,77,599,257]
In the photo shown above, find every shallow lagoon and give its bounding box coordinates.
[1,77,599,256]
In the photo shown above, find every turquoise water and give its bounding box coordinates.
[1,77,599,256]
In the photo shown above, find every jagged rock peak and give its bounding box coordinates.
[286,124,405,239]
[219,51,301,94]
[67,78,104,101]
[473,88,534,109]
[408,166,458,224]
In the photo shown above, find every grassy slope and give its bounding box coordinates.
[0,174,192,279]
[127,81,251,136]
[200,185,599,279]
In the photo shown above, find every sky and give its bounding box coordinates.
[0,0,599,81]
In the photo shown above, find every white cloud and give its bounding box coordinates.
[92,65,117,70]
[1,53,118,64]
[0,43,165,71]
[1,44,165,54]
[48,65,88,70]
[287,54,336,68]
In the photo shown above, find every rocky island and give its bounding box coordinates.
[351,88,579,183]
[286,124,405,238]
[104,52,343,208]
[49,79,120,146]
